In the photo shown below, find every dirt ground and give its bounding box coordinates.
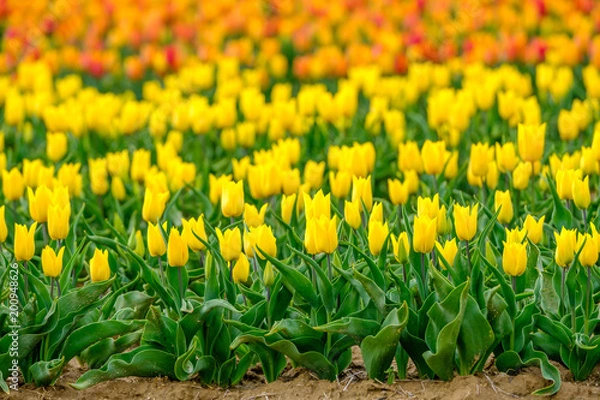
[3,349,600,400]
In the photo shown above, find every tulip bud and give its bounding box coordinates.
[147,222,167,257]
[14,222,37,261]
[518,123,546,162]
[41,246,65,277]
[388,178,409,205]
[352,175,373,212]
[48,204,70,240]
[329,171,352,199]
[303,161,325,189]
[304,190,331,220]
[221,180,245,218]
[182,217,207,252]
[281,194,296,224]
[111,177,127,201]
[3,168,25,201]
[28,185,52,223]
[554,228,577,267]
[344,199,362,229]
[469,143,492,177]
[142,187,169,222]
[413,215,437,253]
[422,140,447,175]
[502,241,528,277]
[232,253,250,284]
[167,227,189,267]
[131,149,151,182]
[306,215,338,254]
[494,190,513,224]
[264,261,275,287]
[505,227,527,245]
[523,215,544,244]
[495,142,518,173]
[368,221,388,256]
[512,162,533,191]
[392,232,410,264]
[244,203,268,228]
[577,233,598,267]
[216,227,242,262]
[453,204,478,241]
[369,202,384,225]
[0,206,7,243]
[572,175,591,209]
[46,132,68,162]
[90,248,111,282]
[436,239,458,268]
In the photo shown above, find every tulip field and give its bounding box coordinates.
[4,0,600,398]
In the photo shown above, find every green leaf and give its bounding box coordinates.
[29,357,65,386]
[288,247,335,315]
[423,281,469,380]
[258,250,320,309]
[71,346,177,389]
[360,303,409,380]
[546,173,573,229]
[314,317,381,341]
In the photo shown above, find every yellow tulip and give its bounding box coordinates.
[502,241,528,277]
[221,180,245,218]
[181,216,207,252]
[494,190,513,224]
[512,162,533,191]
[232,157,251,181]
[281,194,296,224]
[147,222,167,257]
[388,178,409,205]
[554,228,578,267]
[469,142,492,177]
[244,203,268,228]
[352,175,373,212]
[41,246,64,278]
[89,158,109,196]
[48,204,70,240]
[90,248,111,282]
[306,215,338,254]
[304,190,331,220]
[397,141,423,173]
[167,228,189,267]
[495,142,519,173]
[57,163,83,197]
[368,221,389,256]
[14,222,37,261]
[232,253,250,284]
[518,123,546,162]
[436,239,458,268]
[577,233,598,267]
[111,176,127,201]
[505,227,527,245]
[131,149,151,182]
[413,215,437,254]
[391,232,410,264]
[303,160,325,189]
[422,140,446,175]
[244,225,277,260]
[0,206,7,243]
[453,204,478,241]
[572,175,591,209]
[417,194,440,219]
[28,185,52,223]
[263,261,275,287]
[209,174,232,205]
[369,202,383,225]
[523,215,545,244]
[46,132,68,162]
[281,168,301,196]
[142,187,169,222]
[2,168,24,201]
[216,227,242,262]
[556,168,581,201]
[329,171,352,199]
[344,199,362,229]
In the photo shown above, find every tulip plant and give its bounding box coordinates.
[5,3,600,396]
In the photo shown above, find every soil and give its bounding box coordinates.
[3,349,600,400]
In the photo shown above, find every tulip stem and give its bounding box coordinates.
[402,262,408,283]
[23,261,29,300]
[583,209,588,232]
[561,267,566,316]
[42,223,49,244]
[158,257,165,284]
[465,240,472,276]
[56,278,61,297]
[420,253,428,298]
[511,275,517,293]
[586,266,591,336]
[327,253,332,281]
[50,277,54,298]
[178,266,185,308]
